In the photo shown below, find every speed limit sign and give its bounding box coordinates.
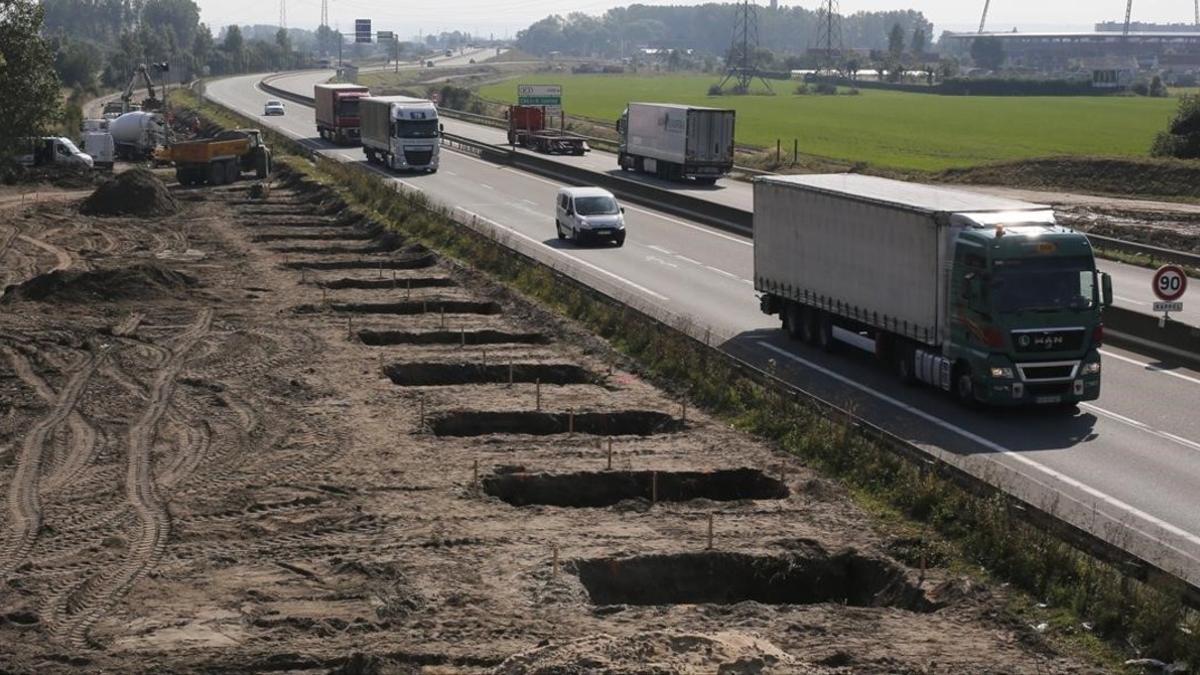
[1153,264,1188,302]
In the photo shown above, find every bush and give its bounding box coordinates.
[813,82,837,95]
[707,83,723,96]
[794,83,810,95]
[1132,81,1150,96]
[1150,75,1169,98]
[845,87,861,96]
[1151,94,1200,159]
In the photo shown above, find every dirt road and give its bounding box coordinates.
[0,169,1099,673]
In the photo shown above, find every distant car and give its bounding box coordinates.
[555,187,626,246]
[263,100,285,116]
[425,60,435,67]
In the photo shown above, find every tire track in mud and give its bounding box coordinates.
[0,346,104,580]
[51,309,213,647]
[17,233,73,273]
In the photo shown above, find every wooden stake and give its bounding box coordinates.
[552,544,559,577]
[606,438,613,470]
[681,400,687,424]
[378,261,383,278]
[347,316,353,338]
[392,270,396,288]
[482,349,487,369]
[440,306,445,328]
[418,396,425,432]
[651,471,658,505]
[568,408,574,435]
[706,513,714,550]
[536,378,541,410]
[322,287,328,304]
[508,360,514,386]
[301,268,306,283]
[407,278,411,299]
[461,327,466,348]
[472,459,479,486]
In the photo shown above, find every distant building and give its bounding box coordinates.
[943,31,1200,71]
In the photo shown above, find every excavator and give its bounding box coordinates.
[117,63,166,115]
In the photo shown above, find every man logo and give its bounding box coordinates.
[1018,335,1031,348]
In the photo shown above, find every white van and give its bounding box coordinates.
[554,187,626,246]
[82,132,115,169]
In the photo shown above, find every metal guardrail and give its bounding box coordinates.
[200,85,1200,610]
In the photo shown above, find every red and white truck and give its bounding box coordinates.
[505,105,589,155]
[314,83,370,145]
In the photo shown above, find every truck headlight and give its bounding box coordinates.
[990,367,1014,379]
[1082,362,1101,375]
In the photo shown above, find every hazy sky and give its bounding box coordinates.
[195,0,1198,39]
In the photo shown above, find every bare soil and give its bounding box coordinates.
[0,168,1104,673]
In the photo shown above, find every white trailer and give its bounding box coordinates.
[359,96,441,173]
[617,102,735,184]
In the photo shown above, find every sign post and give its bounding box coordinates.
[1151,264,1188,325]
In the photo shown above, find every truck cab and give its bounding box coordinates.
[360,96,441,173]
[946,215,1111,406]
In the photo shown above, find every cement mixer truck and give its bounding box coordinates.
[110,111,168,160]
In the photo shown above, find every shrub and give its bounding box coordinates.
[814,82,837,95]
[1151,94,1200,159]
[707,83,723,96]
[794,83,810,95]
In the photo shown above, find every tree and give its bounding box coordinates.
[970,36,1005,70]
[0,0,62,154]
[222,24,244,71]
[275,28,291,69]
[888,23,904,61]
[911,27,927,57]
[1151,94,1200,158]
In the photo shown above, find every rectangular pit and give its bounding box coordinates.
[482,468,788,507]
[252,231,376,242]
[328,301,502,315]
[282,254,436,271]
[358,329,549,346]
[429,411,683,437]
[320,277,456,290]
[574,551,932,611]
[385,362,594,387]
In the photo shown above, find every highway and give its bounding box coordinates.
[262,68,1198,326]
[206,72,1200,587]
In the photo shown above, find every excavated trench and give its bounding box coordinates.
[385,362,595,386]
[358,329,550,346]
[324,300,502,315]
[281,255,437,271]
[482,468,788,507]
[574,551,932,611]
[429,411,683,437]
[252,231,377,242]
[323,277,456,290]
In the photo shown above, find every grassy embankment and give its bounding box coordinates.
[175,85,1200,670]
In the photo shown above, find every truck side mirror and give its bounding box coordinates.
[1101,272,1113,307]
[439,123,444,132]
[615,120,622,132]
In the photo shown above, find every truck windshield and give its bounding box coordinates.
[991,256,1096,313]
[394,119,439,138]
[337,99,360,117]
[575,196,619,215]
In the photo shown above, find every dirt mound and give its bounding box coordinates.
[936,156,1200,200]
[1,263,196,304]
[80,168,178,217]
[494,631,810,674]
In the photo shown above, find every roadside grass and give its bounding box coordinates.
[179,87,1200,669]
[479,73,1178,172]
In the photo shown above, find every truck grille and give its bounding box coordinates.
[1012,328,1085,353]
[1025,382,1073,397]
[404,150,433,166]
[1018,363,1076,381]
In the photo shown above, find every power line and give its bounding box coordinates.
[718,0,772,94]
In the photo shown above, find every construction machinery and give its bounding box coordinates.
[120,64,165,114]
[506,105,589,155]
[158,129,272,185]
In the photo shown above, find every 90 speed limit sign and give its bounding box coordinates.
[1152,264,1188,302]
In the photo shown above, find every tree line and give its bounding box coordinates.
[515,4,933,58]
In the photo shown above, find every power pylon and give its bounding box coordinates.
[978,0,991,33]
[812,0,844,73]
[718,0,773,94]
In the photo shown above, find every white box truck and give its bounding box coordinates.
[359,96,441,173]
[754,174,1112,407]
[617,102,735,184]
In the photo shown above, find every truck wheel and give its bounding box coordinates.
[256,149,271,179]
[784,304,803,340]
[507,131,516,145]
[695,177,717,186]
[816,311,836,353]
[224,160,239,184]
[799,307,818,344]
[895,341,917,386]
[208,162,225,185]
[954,364,978,406]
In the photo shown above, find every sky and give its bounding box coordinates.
[194,0,1199,40]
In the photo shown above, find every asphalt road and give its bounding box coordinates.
[207,72,1200,587]
[261,68,1198,326]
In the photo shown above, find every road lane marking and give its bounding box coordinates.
[480,183,494,190]
[1100,349,1200,386]
[706,265,737,279]
[1081,403,1200,453]
[677,255,702,266]
[455,208,669,302]
[648,245,672,255]
[756,340,1200,553]
[1114,295,1147,306]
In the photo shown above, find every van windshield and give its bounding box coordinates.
[575,196,619,215]
[991,256,1096,313]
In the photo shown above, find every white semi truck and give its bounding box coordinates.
[616,102,735,184]
[359,96,441,173]
[754,174,1112,407]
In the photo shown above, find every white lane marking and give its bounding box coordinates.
[445,171,459,176]
[520,198,538,206]
[648,245,673,255]
[480,183,494,190]
[456,208,669,301]
[677,255,702,266]
[646,256,679,269]
[442,147,753,246]
[1100,349,1200,386]
[1114,295,1147,306]
[741,279,755,286]
[706,265,738,279]
[756,340,1200,552]
[1081,403,1200,453]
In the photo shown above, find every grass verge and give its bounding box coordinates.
[178,86,1200,670]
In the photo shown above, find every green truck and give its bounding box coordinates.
[754,174,1112,406]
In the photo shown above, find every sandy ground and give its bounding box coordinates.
[0,169,1104,673]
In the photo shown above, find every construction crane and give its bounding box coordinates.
[1123,0,1134,38]
[978,0,991,33]
[120,64,164,114]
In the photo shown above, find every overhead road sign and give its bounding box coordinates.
[377,30,393,40]
[355,19,372,43]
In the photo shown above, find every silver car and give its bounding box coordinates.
[264,100,286,116]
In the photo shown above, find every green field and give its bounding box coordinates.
[479,74,1180,172]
